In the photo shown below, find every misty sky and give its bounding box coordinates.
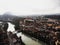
[0,0,60,16]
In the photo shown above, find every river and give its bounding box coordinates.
[7,22,47,45]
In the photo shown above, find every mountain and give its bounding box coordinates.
[0,13,19,22]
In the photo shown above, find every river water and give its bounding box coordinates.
[7,22,47,45]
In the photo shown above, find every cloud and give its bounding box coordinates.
[0,0,60,16]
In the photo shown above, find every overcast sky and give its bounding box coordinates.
[0,0,60,16]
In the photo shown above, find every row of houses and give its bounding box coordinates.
[19,17,60,45]
[19,17,60,32]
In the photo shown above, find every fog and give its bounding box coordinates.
[0,0,60,16]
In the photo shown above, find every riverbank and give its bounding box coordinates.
[17,32,47,45]
[7,22,47,45]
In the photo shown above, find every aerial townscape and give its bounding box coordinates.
[0,13,60,45]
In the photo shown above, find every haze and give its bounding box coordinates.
[0,0,60,16]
